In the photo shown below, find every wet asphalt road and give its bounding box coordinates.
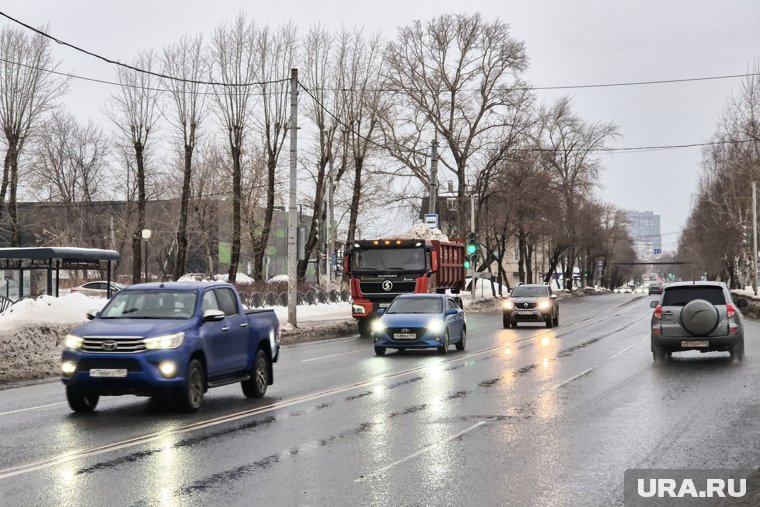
[1,294,760,506]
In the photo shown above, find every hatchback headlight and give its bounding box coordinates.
[427,319,445,334]
[371,319,386,334]
[64,334,83,350]
[144,332,185,350]
[538,300,552,310]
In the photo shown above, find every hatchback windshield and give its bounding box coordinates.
[386,297,442,314]
[100,290,197,319]
[662,286,726,306]
[511,286,549,298]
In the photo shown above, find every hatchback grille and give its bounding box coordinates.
[81,336,146,353]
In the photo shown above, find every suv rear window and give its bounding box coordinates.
[662,286,726,306]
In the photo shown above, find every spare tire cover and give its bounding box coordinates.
[680,299,720,336]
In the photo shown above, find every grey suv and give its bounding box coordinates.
[650,281,748,363]
[503,284,559,328]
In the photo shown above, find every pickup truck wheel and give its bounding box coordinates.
[66,387,99,413]
[179,359,205,412]
[242,350,269,398]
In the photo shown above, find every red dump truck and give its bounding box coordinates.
[344,238,466,336]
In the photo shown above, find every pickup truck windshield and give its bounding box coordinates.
[100,290,198,319]
[387,298,442,314]
[351,247,426,272]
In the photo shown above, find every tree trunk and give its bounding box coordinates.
[253,156,277,280]
[517,234,525,284]
[297,158,327,281]
[0,146,10,217]
[174,142,194,280]
[132,143,146,283]
[564,250,576,291]
[228,142,242,283]
[346,159,363,244]
[7,143,20,246]
[526,241,534,284]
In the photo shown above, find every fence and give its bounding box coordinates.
[239,289,350,309]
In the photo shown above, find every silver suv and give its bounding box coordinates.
[502,284,559,328]
[650,281,748,363]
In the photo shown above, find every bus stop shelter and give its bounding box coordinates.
[0,247,120,300]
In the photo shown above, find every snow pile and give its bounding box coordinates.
[214,273,255,285]
[268,274,289,284]
[0,293,106,328]
[272,301,352,325]
[177,273,214,283]
[397,223,449,242]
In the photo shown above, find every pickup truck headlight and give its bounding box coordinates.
[144,332,185,350]
[427,319,445,335]
[64,334,84,350]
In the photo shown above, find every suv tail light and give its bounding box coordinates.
[653,304,662,319]
[726,303,736,318]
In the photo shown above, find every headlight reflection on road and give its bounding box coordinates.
[541,337,551,347]
[153,434,181,507]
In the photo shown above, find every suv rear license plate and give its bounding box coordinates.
[394,333,416,340]
[681,340,709,348]
[90,369,127,378]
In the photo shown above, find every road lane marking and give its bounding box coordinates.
[354,421,487,483]
[0,309,636,479]
[0,401,66,417]
[552,366,597,390]
[301,350,362,363]
[609,343,637,359]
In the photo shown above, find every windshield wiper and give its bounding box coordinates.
[121,308,140,314]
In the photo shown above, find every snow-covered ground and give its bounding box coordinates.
[0,293,106,330]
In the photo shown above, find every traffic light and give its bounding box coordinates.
[465,232,478,270]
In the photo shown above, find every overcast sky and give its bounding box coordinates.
[6,0,760,248]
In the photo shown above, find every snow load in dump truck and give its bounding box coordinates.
[344,235,466,336]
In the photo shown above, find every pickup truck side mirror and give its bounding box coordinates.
[203,309,226,322]
[650,300,659,309]
[86,311,98,320]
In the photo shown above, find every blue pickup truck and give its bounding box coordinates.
[61,282,280,413]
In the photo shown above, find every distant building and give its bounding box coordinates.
[625,210,662,256]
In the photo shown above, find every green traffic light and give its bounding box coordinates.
[464,260,471,269]
[466,244,477,255]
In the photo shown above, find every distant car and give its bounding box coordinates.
[648,282,663,295]
[371,294,466,356]
[502,284,559,328]
[650,281,748,363]
[615,286,633,294]
[70,281,123,297]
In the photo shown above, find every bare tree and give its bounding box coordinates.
[161,34,209,280]
[250,22,297,280]
[107,50,161,283]
[211,14,259,283]
[0,25,67,245]
[385,13,529,234]
[297,25,342,281]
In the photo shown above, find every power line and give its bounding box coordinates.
[0,57,282,97]
[0,10,288,88]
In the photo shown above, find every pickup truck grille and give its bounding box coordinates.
[82,336,146,353]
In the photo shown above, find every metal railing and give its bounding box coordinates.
[239,289,350,309]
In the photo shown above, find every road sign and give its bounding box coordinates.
[653,248,662,255]
[424,214,438,229]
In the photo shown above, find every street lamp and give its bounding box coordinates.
[142,229,151,283]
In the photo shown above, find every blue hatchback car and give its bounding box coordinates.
[371,294,466,356]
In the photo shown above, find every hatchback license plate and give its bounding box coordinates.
[394,333,416,340]
[681,340,709,348]
[90,369,127,378]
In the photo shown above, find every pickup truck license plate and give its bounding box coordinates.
[394,333,416,340]
[681,340,709,348]
[90,369,127,378]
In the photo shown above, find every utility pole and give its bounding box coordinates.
[288,68,298,327]
[326,155,335,287]
[753,181,758,296]
[428,139,438,214]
